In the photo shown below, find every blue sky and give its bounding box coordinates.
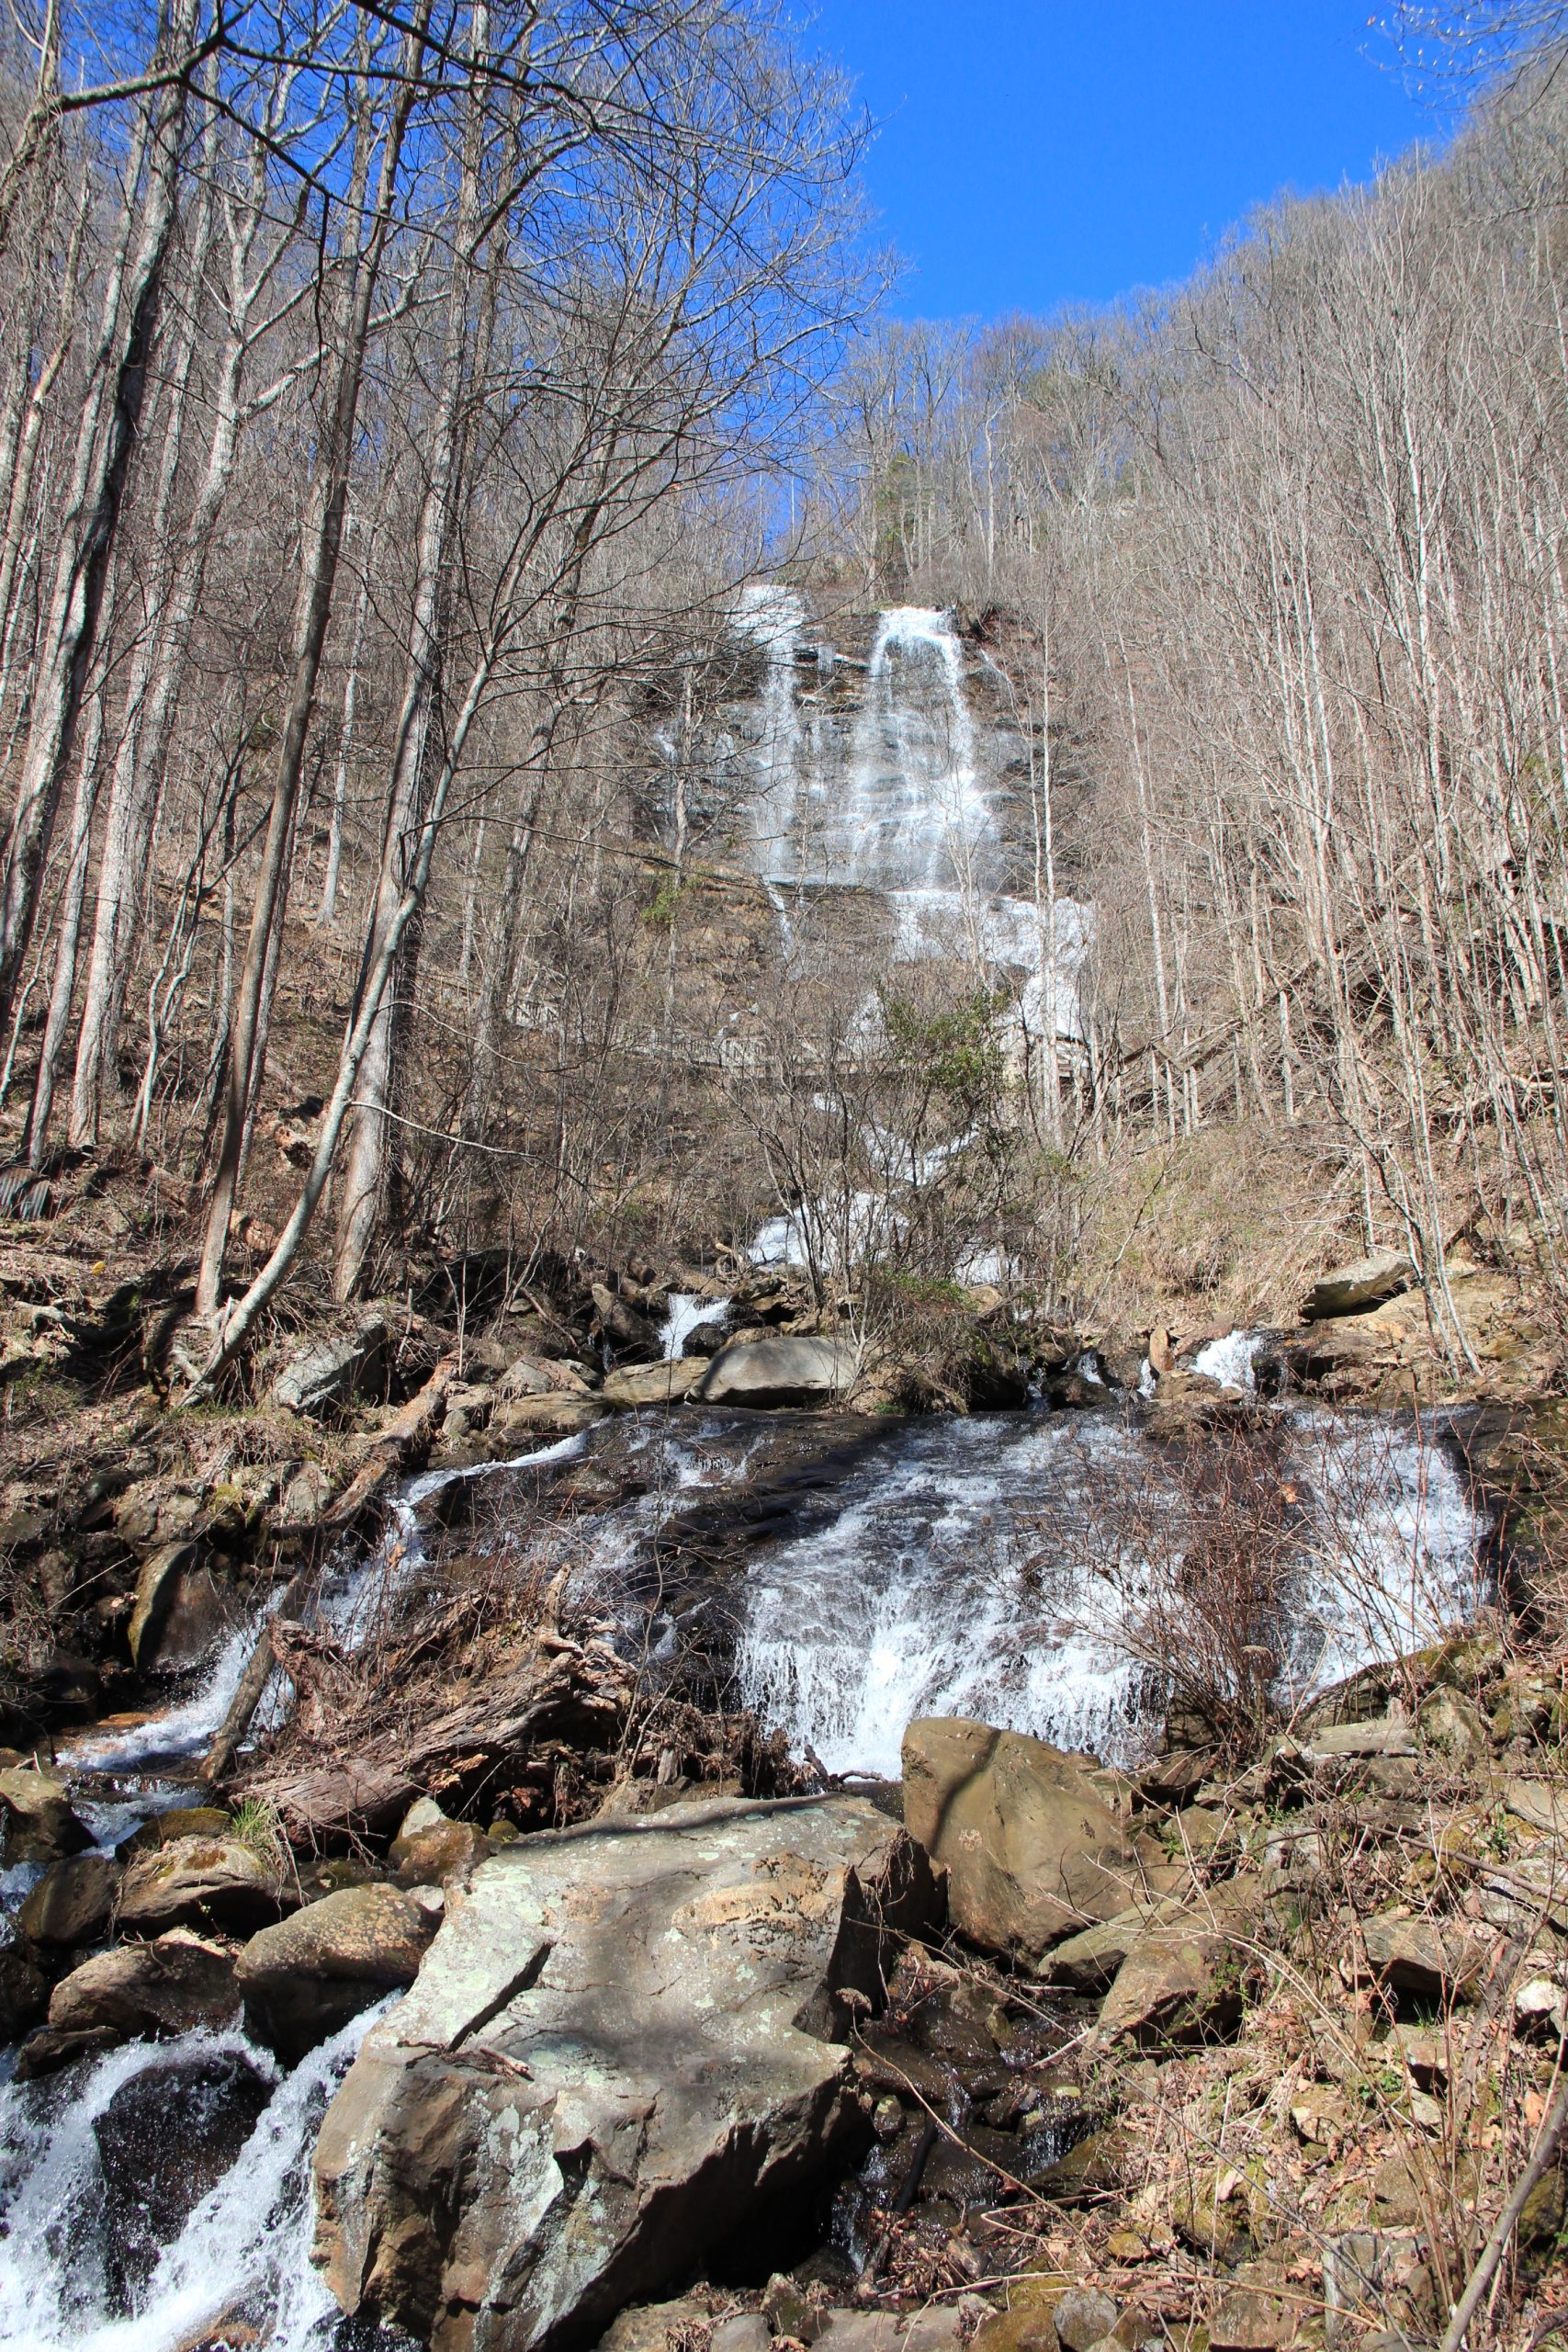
[810,3,1446,319]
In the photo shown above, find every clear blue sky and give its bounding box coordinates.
[811,3,1445,319]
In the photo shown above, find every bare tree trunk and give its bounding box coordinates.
[0,0,197,1032]
[196,28,426,1319]
[317,546,370,926]
[23,650,108,1160]
[335,27,487,1299]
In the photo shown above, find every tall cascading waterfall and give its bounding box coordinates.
[732,587,1092,1046]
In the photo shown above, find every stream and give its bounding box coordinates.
[0,1372,1495,2352]
[0,595,1499,2347]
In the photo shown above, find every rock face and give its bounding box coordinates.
[95,2045,274,2301]
[492,1395,607,1442]
[313,1794,937,2352]
[128,1537,243,1670]
[600,1360,706,1408]
[18,1849,121,1944]
[239,1883,440,2060]
[901,1718,1130,1960]
[694,1337,857,1408]
[1096,1918,1239,2047]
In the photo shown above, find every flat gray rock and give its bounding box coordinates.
[314,1794,935,2352]
[694,1337,856,1408]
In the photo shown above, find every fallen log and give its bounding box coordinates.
[322,1352,458,1529]
[198,1573,309,1789]
[233,1631,634,1842]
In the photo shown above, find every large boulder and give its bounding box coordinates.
[1096,1917,1240,2047]
[901,1718,1131,1960]
[273,1317,389,1414]
[314,1794,936,2351]
[694,1337,857,1408]
[118,1833,284,1933]
[0,1763,89,1866]
[492,1395,607,1443]
[601,1360,706,1409]
[0,1940,48,2039]
[95,2045,274,2302]
[19,1849,121,1945]
[1302,1251,1415,1321]
[49,1928,240,2038]
[128,1538,245,1671]
[238,1883,441,2060]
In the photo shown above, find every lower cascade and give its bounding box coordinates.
[0,1365,1495,2352]
[0,2007,385,2352]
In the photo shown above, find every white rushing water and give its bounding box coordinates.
[660,1293,731,1361]
[63,1616,262,1775]
[1190,1328,1270,1396]
[0,2003,389,2352]
[835,608,996,893]
[733,1407,1487,1777]
[734,582,806,884]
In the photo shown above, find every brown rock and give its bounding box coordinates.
[118,1834,283,1933]
[1053,2290,1120,2352]
[1303,1719,1416,1761]
[389,1797,491,1886]
[1038,1904,1176,1994]
[17,2026,124,2078]
[972,2305,1062,2352]
[49,1929,240,2037]
[128,1540,243,1672]
[902,1717,1130,1960]
[1359,1913,1482,2001]
[596,2300,712,2352]
[492,1394,607,1442]
[238,1883,439,2060]
[694,1336,857,1408]
[601,1360,706,1409]
[1210,2285,1303,2349]
[1098,1918,1239,2047]
[0,1939,48,2039]
[0,1764,88,1865]
[122,1804,234,1856]
[314,1795,937,2350]
[1303,1252,1415,1321]
[18,1850,121,1946]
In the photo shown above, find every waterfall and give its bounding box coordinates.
[731,1408,1488,1778]
[734,583,805,884]
[837,607,996,895]
[0,2005,389,2352]
[660,1293,731,1360]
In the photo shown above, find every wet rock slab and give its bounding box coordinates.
[314,1793,937,2352]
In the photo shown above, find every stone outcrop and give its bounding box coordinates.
[1095,1917,1239,2048]
[1302,1251,1415,1320]
[492,1395,607,1442]
[238,1883,441,2059]
[127,1537,243,1670]
[272,1317,389,1414]
[601,1360,706,1408]
[901,1718,1131,1960]
[694,1337,857,1408]
[313,1794,936,2351]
